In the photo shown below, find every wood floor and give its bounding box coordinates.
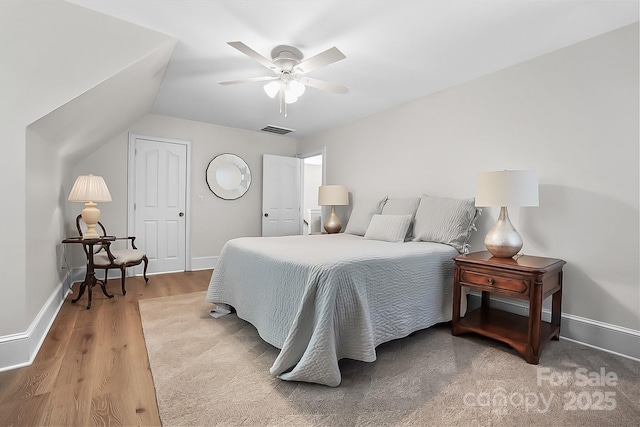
[0,270,212,426]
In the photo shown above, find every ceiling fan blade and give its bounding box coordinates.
[294,47,346,74]
[299,77,349,94]
[227,41,278,71]
[218,76,279,85]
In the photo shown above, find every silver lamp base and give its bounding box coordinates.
[484,206,523,258]
[324,205,342,234]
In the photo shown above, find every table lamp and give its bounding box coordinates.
[318,185,349,234]
[68,174,112,239]
[475,170,539,258]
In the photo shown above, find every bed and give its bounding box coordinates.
[206,194,479,386]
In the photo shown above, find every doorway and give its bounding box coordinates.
[300,150,325,234]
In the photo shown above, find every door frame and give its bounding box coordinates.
[298,147,327,229]
[127,133,192,272]
[297,147,327,184]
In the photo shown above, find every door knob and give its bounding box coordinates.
[264,213,269,217]
[179,212,184,217]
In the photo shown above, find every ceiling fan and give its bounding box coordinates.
[219,41,348,116]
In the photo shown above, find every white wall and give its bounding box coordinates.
[303,164,323,214]
[0,0,174,338]
[72,114,298,265]
[0,0,175,370]
[298,25,639,339]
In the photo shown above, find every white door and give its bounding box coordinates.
[262,154,303,237]
[132,137,188,274]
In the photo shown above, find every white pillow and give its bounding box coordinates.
[381,197,421,240]
[344,196,388,236]
[364,214,412,243]
[412,194,479,252]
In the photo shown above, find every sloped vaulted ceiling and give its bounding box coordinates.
[66,0,639,138]
[28,41,176,164]
[17,0,176,163]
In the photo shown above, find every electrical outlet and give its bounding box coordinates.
[56,243,67,271]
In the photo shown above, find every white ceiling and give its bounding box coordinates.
[67,0,638,138]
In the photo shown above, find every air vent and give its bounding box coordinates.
[261,125,295,135]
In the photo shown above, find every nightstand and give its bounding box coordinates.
[452,251,566,364]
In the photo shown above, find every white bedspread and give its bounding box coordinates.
[205,233,460,387]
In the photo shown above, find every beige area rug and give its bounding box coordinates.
[139,291,640,426]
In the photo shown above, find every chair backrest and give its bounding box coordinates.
[75,214,108,238]
[75,215,110,257]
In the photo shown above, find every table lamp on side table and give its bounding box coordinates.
[475,170,538,258]
[68,174,112,239]
[318,185,349,234]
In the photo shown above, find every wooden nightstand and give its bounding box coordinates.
[452,251,566,364]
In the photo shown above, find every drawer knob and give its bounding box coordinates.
[487,278,495,285]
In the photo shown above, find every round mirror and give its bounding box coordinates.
[206,154,251,200]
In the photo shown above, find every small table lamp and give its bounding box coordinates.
[318,185,349,234]
[68,174,112,239]
[475,170,539,258]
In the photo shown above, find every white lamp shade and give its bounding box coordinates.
[288,80,306,98]
[264,81,280,98]
[475,170,539,207]
[318,185,349,206]
[68,174,112,202]
[284,92,299,104]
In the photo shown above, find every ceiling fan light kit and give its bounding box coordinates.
[220,41,348,116]
[263,78,305,103]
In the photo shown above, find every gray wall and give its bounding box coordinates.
[298,24,639,332]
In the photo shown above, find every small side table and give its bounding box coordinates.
[452,251,565,364]
[62,236,116,309]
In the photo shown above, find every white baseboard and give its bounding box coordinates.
[466,293,640,362]
[190,256,218,271]
[66,256,216,281]
[0,272,74,372]
[91,255,217,279]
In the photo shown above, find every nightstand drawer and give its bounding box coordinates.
[460,269,529,295]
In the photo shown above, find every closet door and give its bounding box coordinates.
[133,137,188,274]
[262,154,302,237]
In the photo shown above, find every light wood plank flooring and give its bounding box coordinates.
[0,270,212,426]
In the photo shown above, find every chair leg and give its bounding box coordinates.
[120,266,127,296]
[142,256,149,283]
[104,268,109,284]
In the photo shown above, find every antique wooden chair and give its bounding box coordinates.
[76,215,149,295]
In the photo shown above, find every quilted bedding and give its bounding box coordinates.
[205,233,460,386]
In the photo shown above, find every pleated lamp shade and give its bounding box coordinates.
[68,174,112,239]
